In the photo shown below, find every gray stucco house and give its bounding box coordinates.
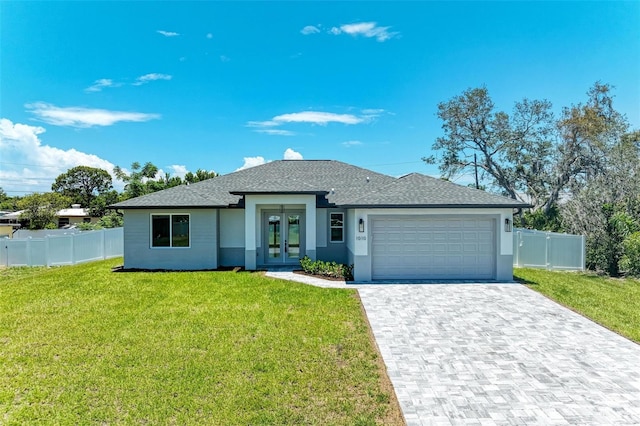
[111,160,527,281]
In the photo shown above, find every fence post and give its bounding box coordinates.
[70,233,75,265]
[581,234,586,271]
[545,233,551,270]
[45,235,50,267]
[101,229,106,260]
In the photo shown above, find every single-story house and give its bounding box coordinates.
[111,160,528,281]
[0,204,98,230]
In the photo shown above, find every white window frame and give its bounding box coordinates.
[329,212,344,243]
[150,213,191,249]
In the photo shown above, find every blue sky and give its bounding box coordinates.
[1,1,639,196]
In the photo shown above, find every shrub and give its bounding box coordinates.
[620,232,640,277]
[299,256,354,281]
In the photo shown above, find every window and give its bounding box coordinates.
[330,212,344,243]
[151,214,190,248]
[83,218,91,223]
[58,218,70,228]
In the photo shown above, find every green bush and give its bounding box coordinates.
[299,256,354,281]
[620,232,640,277]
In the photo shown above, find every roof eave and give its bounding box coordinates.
[338,203,531,209]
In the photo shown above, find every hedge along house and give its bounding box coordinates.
[111,160,528,281]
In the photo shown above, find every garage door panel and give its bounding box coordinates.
[372,217,496,280]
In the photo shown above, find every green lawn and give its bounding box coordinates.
[0,259,402,425]
[515,268,640,343]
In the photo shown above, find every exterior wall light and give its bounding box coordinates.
[359,218,365,233]
[504,218,512,232]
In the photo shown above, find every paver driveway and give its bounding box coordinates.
[358,284,640,426]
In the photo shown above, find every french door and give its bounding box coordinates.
[264,212,303,264]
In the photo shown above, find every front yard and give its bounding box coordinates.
[0,259,402,425]
[515,268,640,343]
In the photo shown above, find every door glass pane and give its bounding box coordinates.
[268,215,281,259]
[287,214,300,259]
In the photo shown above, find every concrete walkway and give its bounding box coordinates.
[266,272,640,425]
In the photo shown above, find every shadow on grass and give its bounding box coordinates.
[513,275,538,286]
[111,265,258,274]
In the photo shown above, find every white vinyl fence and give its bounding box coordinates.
[1,228,123,267]
[513,228,585,271]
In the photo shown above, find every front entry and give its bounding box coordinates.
[264,211,304,264]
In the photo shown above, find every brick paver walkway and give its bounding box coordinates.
[358,284,640,425]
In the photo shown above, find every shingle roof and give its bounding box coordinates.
[111,160,528,209]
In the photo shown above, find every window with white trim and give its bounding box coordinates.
[151,214,190,248]
[330,212,344,243]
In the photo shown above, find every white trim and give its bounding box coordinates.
[149,213,191,249]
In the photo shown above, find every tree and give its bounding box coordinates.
[561,130,640,275]
[52,166,114,215]
[184,169,218,183]
[18,193,71,229]
[114,162,159,199]
[424,86,555,209]
[544,82,628,213]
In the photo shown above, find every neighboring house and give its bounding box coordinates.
[56,204,99,228]
[111,160,528,281]
[0,204,98,229]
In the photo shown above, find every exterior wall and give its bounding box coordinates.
[123,209,217,270]
[219,209,245,267]
[315,208,348,264]
[0,225,13,239]
[349,208,514,282]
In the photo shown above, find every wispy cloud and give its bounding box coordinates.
[206,33,213,39]
[85,78,121,93]
[301,25,320,35]
[157,30,179,37]
[330,22,398,42]
[247,110,382,136]
[255,129,296,136]
[342,140,363,148]
[272,111,363,125]
[220,55,230,62]
[133,73,172,86]
[26,102,160,128]
[283,148,303,160]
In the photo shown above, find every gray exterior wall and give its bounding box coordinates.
[315,208,348,264]
[218,209,245,267]
[123,209,217,270]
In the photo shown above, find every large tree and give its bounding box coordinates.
[52,166,113,213]
[18,192,72,229]
[424,86,555,209]
[426,83,628,215]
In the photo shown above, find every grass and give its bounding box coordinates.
[0,259,402,425]
[514,268,640,343]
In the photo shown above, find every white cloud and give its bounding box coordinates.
[220,55,230,62]
[133,73,172,86]
[247,110,375,135]
[330,22,398,42]
[342,140,363,148]
[168,164,189,179]
[272,111,363,125]
[157,30,179,37]
[26,102,160,128]
[301,25,320,35]
[283,148,303,160]
[255,129,295,136]
[85,78,121,93]
[206,33,213,39]
[0,118,122,195]
[236,156,266,171]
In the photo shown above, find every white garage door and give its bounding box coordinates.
[371,217,496,280]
